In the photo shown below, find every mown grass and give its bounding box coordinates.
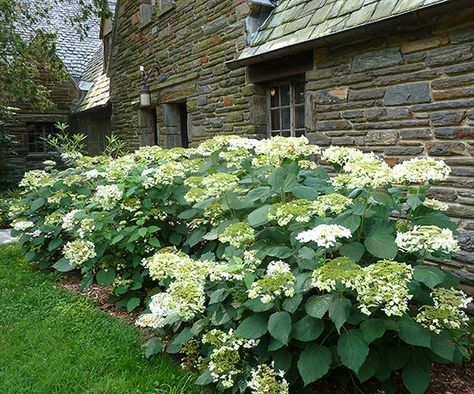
[0,243,210,394]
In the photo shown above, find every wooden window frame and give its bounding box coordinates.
[267,80,306,138]
[27,123,55,155]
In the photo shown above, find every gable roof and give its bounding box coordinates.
[237,0,451,64]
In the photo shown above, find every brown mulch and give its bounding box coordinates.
[59,273,474,394]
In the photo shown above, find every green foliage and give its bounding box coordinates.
[10,136,473,393]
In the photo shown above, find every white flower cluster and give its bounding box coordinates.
[196,135,259,156]
[218,222,256,248]
[84,169,105,179]
[248,261,296,304]
[416,288,472,334]
[422,198,448,211]
[313,193,353,217]
[332,153,393,189]
[184,173,239,204]
[141,162,186,189]
[92,185,123,210]
[296,224,352,248]
[248,363,289,394]
[62,209,81,232]
[393,157,451,184]
[354,260,414,317]
[19,170,55,192]
[396,225,459,255]
[135,292,178,329]
[321,146,365,167]
[202,329,259,389]
[252,136,320,167]
[311,257,362,292]
[13,220,34,232]
[63,239,96,266]
[269,199,318,226]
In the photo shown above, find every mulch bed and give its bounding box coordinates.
[59,273,474,394]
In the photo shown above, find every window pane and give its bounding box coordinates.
[295,82,305,104]
[294,129,305,137]
[270,87,279,107]
[282,130,291,137]
[271,131,281,137]
[271,109,280,131]
[280,85,290,106]
[295,105,304,129]
[281,108,290,129]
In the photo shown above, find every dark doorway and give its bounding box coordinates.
[178,103,189,148]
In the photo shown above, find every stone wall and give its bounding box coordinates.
[305,12,474,290]
[109,0,266,149]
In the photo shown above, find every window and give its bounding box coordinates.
[27,123,55,153]
[268,81,305,137]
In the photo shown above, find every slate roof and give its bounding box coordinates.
[77,73,110,112]
[238,0,451,62]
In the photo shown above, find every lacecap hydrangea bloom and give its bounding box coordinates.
[248,363,289,394]
[313,193,353,217]
[296,224,352,248]
[422,198,448,211]
[19,170,55,192]
[141,162,186,189]
[321,146,365,167]
[202,329,259,389]
[63,239,96,266]
[218,222,256,248]
[92,184,123,210]
[195,135,259,156]
[269,199,319,226]
[248,260,296,304]
[135,292,178,329]
[311,257,362,292]
[13,220,35,232]
[396,225,459,254]
[392,157,451,184]
[416,288,472,334]
[184,173,239,203]
[332,153,393,189]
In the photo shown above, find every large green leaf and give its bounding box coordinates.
[268,312,292,345]
[402,350,431,394]
[364,232,398,260]
[247,205,271,228]
[96,269,116,286]
[53,258,75,272]
[305,294,333,318]
[328,295,351,332]
[48,238,63,252]
[291,186,318,200]
[236,314,268,339]
[360,318,385,344]
[339,242,365,262]
[337,329,369,372]
[413,265,446,289]
[292,316,324,342]
[431,331,456,361]
[398,318,431,348]
[297,344,332,386]
[30,197,46,212]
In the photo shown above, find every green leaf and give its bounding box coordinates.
[357,349,380,383]
[263,246,294,259]
[402,351,431,394]
[144,337,162,358]
[127,297,141,312]
[329,295,351,333]
[235,315,268,339]
[273,349,293,372]
[30,197,46,212]
[292,186,318,200]
[209,288,229,304]
[195,369,213,385]
[138,227,148,237]
[282,294,303,314]
[339,215,361,232]
[96,269,116,286]
[305,294,333,318]
[48,238,63,252]
[110,233,124,245]
[298,344,332,386]
[244,298,274,312]
[53,258,75,272]
[79,273,94,291]
[413,266,446,289]
[364,232,398,260]
[292,316,324,342]
[186,228,206,247]
[360,318,386,344]
[415,212,457,232]
[398,318,431,348]
[431,331,456,361]
[339,242,365,262]
[268,312,292,345]
[337,329,369,372]
[247,205,271,228]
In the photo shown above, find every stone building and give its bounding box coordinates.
[3,1,114,184]
[108,0,473,288]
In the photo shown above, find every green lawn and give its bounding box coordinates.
[0,243,210,394]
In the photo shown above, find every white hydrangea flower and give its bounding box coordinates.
[92,184,123,210]
[396,225,459,254]
[141,162,186,189]
[19,170,55,192]
[13,220,34,232]
[393,157,451,184]
[248,261,296,304]
[321,146,365,167]
[296,224,352,248]
[84,169,104,179]
[218,222,255,248]
[184,173,239,203]
[248,363,289,394]
[422,198,448,211]
[63,239,96,265]
[62,209,81,231]
[332,153,393,189]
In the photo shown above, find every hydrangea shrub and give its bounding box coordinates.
[11,136,472,394]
